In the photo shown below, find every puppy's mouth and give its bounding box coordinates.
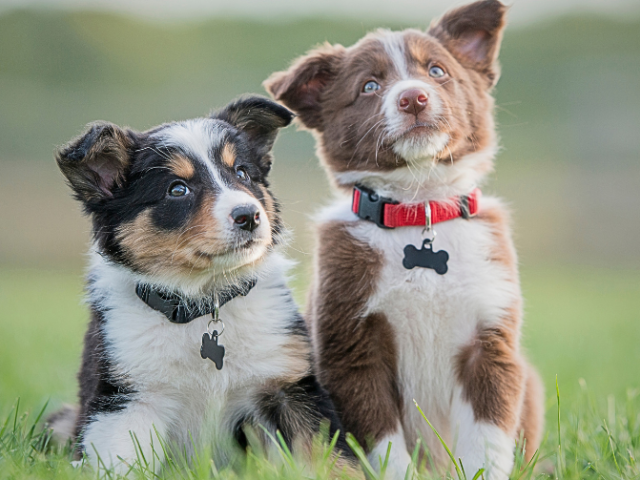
[401,122,439,136]
[196,238,260,260]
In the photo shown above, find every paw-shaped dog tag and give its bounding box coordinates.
[200,331,225,370]
[402,239,449,274]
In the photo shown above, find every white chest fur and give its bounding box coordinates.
[87,252,306,449]
[326,195,520,457]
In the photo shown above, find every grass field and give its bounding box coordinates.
[0,265,639,478]
[1,7,639,479]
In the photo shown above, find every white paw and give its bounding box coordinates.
[368,431,414,480]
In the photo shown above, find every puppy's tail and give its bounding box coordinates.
[45,404,78,445]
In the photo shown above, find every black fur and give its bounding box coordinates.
[75,306,136,442]
[256,375,354,458]
[50,97,357,473]
[55,96,291,274]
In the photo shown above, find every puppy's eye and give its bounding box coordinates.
[362,80,381,94]
[236,167,250,181]
[168,182,190,197]
[429,66,446,78]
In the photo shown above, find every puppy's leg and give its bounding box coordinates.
[367,422,413,480]
[254,375,361,477]
[81,400,170,475]
[309,223,410,479]
[453,326,526,480]
[316,311,411,479]
[517,362,544,462]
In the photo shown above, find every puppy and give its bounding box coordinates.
[266,2,544,478]
[49,97,357,475]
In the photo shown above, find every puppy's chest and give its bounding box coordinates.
[98,285,306,394]
[349,215,517,382]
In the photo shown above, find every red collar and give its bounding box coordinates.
[351,185,481,229]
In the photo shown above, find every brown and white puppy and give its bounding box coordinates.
[266,2,544,478]
[49,97,357,475]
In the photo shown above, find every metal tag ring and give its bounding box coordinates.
[207,318,225,337]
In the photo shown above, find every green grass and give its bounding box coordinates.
[1,386,639,479]
[1,266,639,478]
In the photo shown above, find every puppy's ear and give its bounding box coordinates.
[264,43,345,130]
[56,122,132,203]
[214,96,293,160]
[429,0,507,86]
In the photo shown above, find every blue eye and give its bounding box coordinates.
[429,66,446,78]
[362,80,381,94]
[168,182,189,197]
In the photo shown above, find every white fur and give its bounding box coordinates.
[378,30,410,80]
[212,187,273,267]
[375,31,453,164]
[157,118,230,191]
[369,428,414,480]
[333,145,497,202]
[81,250,306,472]
[451,400,515,480]
[319,191,520,479]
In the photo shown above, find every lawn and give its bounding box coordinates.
[0,265,639,478]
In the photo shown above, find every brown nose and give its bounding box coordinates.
[398,89,428,115]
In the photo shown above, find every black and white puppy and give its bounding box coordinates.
[49,97,356,474]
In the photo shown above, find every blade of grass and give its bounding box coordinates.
[379,440,392,479]
[258,425,295,469]
[471,468,485,480]
[346,432,379,480]
[414,399,464,480]
[556,375,563,477]
[602,419,623,478]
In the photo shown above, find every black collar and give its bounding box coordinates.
[135,279,257,324]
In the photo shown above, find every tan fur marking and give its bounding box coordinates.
[307,222,401,449]
[168,155,195,179]
[221,143,236,168]
[280,335,313,384]
[116,197,225,277]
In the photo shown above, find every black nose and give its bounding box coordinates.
[231,205,261,232]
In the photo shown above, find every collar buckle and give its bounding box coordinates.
[459,194,476,219]
[354,184,396,229]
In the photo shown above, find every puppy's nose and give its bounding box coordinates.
[231,205,260,232]
[398,89,428,115]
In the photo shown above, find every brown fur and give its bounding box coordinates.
[265,9,502,185]
[479,204,518,279]
[221,143,236,168]
[457,204,543,456]
[266,0,543,469]
[307,222,402,448]
[116,197,226,277]
[455,325,525,433]
[168,155,195,179]
[56,122,132,201]
[517,365,545,461]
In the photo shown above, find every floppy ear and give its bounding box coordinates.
[263,43,345,130]
[56,122,132,203]
[213,96,293,159]
[428,0,507,86]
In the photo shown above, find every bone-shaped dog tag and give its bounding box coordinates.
[402,239,449,274]
[200,331,225,370]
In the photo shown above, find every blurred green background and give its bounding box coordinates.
[0,5,638,417]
